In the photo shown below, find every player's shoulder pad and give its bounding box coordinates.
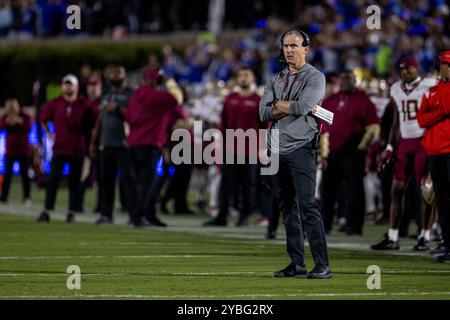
[389,80,402,98]
[421,77,438,88]
[390,80,402,93]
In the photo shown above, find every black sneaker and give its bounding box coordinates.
[437,252,450,263]
[37,212,50,223]
[413,237,430,251]
[430,242,448,257]
[66,213,75,224]
[203,218,227,227]
[371,235,400,250]
[96,216,113,225]
[274,263,307,278]
[307,265,332,279]
[148,217,167,227]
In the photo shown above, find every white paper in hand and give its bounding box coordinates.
[314,105,334,125]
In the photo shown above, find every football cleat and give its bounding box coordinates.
[413,237,430,251]
[371,235,399,250]
[37,211,50,223]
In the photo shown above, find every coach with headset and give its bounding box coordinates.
[259,29,331,279]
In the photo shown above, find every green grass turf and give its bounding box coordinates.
[0,181,449,300]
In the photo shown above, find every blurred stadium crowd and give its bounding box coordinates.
[1,1,449,82]
[0,0,449,78]
[1,0,450,260]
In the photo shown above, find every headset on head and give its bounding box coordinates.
[279,29,311,63]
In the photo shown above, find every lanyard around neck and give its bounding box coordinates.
[283,72,301,94]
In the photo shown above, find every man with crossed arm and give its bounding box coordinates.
[259,29,331,279]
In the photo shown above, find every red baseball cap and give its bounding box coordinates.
[398,56,419,69]
[87,76,101,85]
[440,50,450,64]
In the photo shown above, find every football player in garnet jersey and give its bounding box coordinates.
[372,56,437,251]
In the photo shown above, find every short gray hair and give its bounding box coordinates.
[282,30,309,47]
[284,30,303,39]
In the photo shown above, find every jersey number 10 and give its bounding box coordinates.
[401,100,418,121]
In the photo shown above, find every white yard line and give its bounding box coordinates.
[0,242,193,246]
[1,269,450,278]
[0,255,225,260]
[0,271,271,277]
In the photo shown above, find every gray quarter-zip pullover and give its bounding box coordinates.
[259,64,326,154]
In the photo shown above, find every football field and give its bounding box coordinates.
[0,184,449,300]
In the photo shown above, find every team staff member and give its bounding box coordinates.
[259,30,330,279]
[417,50,450,263]
[37,74,96,223]
[148,103,192,217]
[90,66,133,224]
[0,98,32,204]
[320,70,380,235]
[125,69,181,227]
[204,67,266,227]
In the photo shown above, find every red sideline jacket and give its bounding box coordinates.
[417,81,450,156]
[125,85,178,149]
[40,96,96,157]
